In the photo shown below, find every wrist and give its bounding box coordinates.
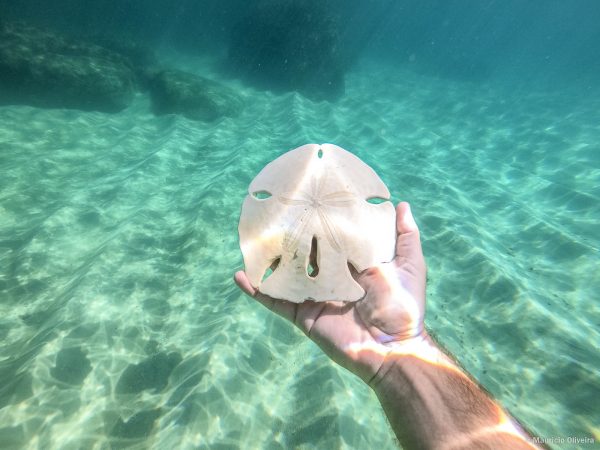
[369,331,455,391]
[343,331,442,386]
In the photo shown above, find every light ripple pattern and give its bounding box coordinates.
[0,55,599,449]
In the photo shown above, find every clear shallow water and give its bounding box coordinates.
[0,52,599,449]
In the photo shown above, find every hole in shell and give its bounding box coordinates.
[366,197,388,204]
[252,191,272,200]
[262,257,281,282]
[317,148,323,159]
[347,261,359,279]
[307,236,319,278]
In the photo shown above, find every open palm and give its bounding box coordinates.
[234,202,426,383]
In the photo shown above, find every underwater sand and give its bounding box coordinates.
[0,54,599,449]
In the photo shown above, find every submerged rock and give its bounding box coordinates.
[86,35,159,90]
[228,0,345,100]
[146,69,243,122]
[0,23,136,112]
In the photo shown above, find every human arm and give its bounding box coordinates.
[234,202,539,449]
[371,332,538,449]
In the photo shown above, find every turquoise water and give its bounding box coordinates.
[1,3,600,448]
[1,53,599,448]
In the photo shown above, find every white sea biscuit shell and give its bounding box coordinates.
[238,143,396,303]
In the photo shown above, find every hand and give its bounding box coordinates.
[234,202,427,384]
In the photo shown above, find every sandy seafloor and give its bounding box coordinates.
[0,52,599,450]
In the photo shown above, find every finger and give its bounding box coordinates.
[397,202,418,234]
[395,202,424,268]
[234,270,257,296]
[234,270,297,323]
[354,265,380,294]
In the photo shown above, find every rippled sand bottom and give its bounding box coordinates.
[0,54,598,449]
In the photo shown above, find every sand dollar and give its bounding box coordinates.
[238,143,396,302]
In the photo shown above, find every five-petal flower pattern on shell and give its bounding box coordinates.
[238,143,396,303]
[278,172,355,253]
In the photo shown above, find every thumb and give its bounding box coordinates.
[397,202,418,234]
[394,202,425,272]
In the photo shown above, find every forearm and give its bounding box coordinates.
[371,333,540,450]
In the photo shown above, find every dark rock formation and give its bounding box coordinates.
[228,0,345,100]
[87,35,159,90]
[146,69,243,122]
[0,22,245,120]
[0,23,136,112]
